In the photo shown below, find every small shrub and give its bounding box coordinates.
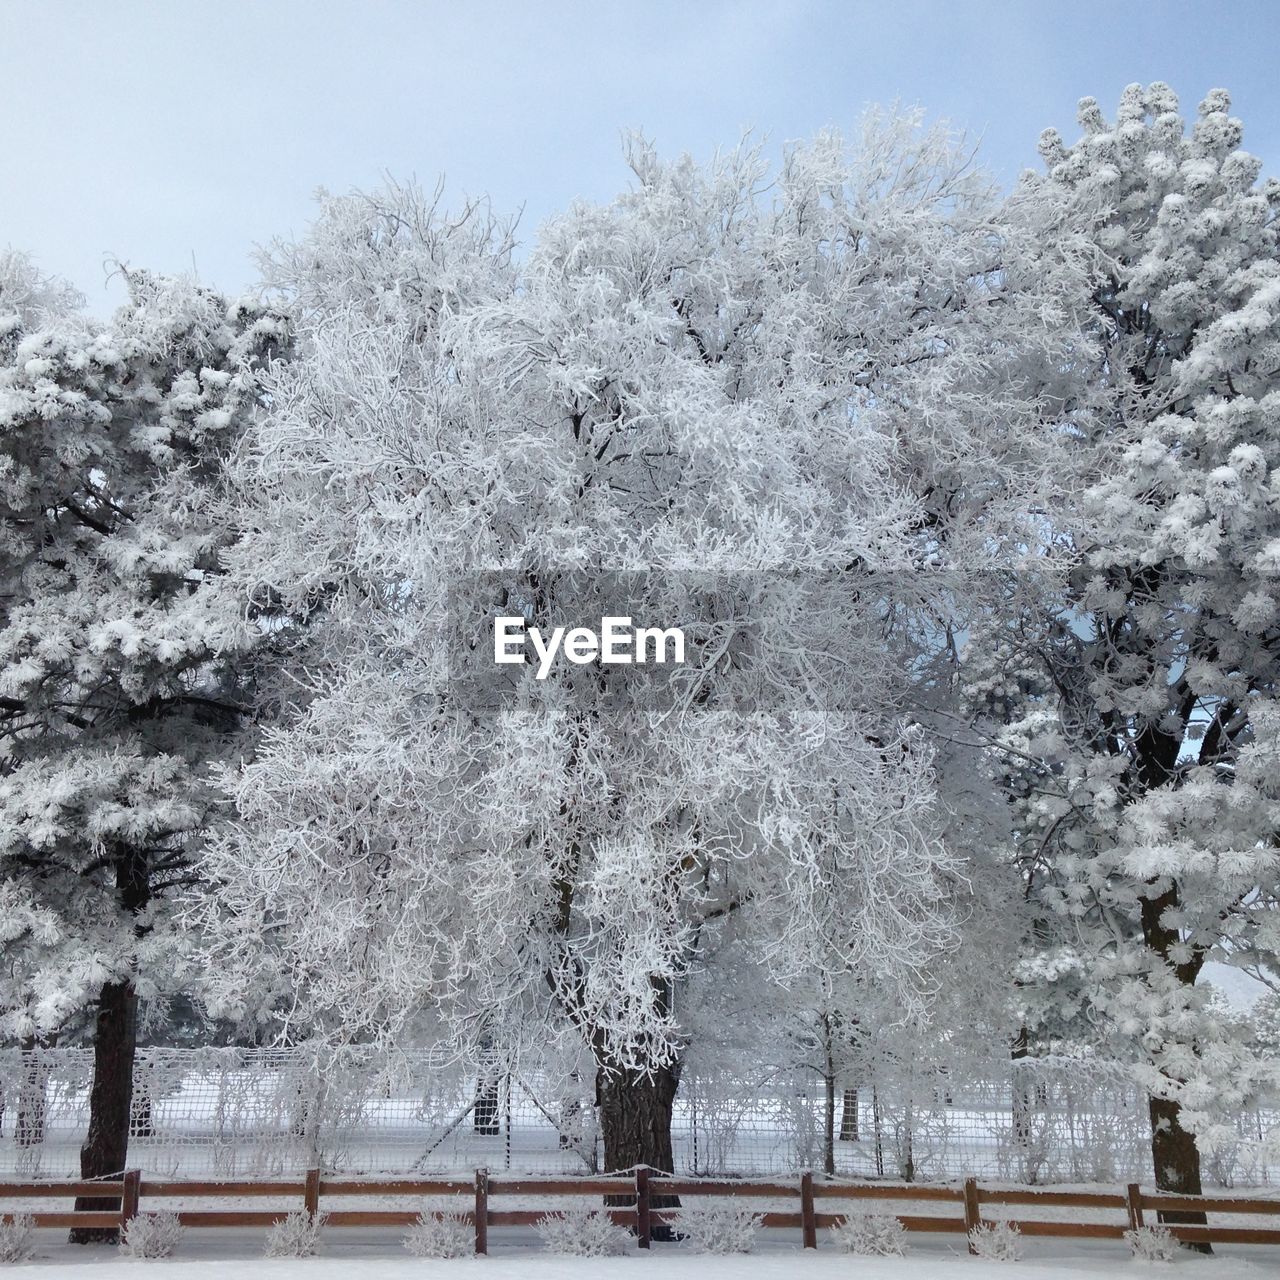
[674,1200,762,1254]
[968,1219,1023,1262]
[264,1210,326,1258]
[0,1214,36,1265]
[1125,1225,1178,1263]
[830,1210,906,1256]
[404,1207,473,1258]
[535,1206,631,1256]
[120,1211,184,1260]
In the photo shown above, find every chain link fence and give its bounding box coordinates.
[1,1045,1276,1186]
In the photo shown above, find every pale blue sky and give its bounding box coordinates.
[3,0,1277,308]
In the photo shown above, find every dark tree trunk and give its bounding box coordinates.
[597,1062,677,1172]
[818,1013,839,1170]
[823,1075,836,1175]
[70,979,138,1244]
[1138,882,1210,1253]
[871,1086,884,1177]
[597,1062,680,1238]
[1149,1095,1210,1251]
[72,843,149,1245]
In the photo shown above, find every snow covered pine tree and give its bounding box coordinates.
[967,85,1280,1244]
[0,257,285,1240]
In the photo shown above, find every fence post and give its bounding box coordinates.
[963,1177,981,1254]
[120,1169,141,1233]
[635,1166,652,1249]
[1125,1183,1145,1231]
[800,1170,817,1248]
[304,1167,321,1221]
[474,1167,489,1255]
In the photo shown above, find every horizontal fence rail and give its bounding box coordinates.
[3,1170,1280,1255]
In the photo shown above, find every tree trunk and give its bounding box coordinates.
[71,979,138,1244]
[597,1062,677,1172]
[817,1012,838,1172]
[1149,1095,1210,1252]
[1137,883,1210,1253]
[1010,1026,1040,1183]
[71,841,149,1244]
[898,1102,915,1182]
[823,1074,836,1175]
[597,1062,679,1238]
[872,1086,884,1177]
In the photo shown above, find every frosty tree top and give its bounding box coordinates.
[185,111,1100,1175]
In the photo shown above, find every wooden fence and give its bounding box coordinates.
[3,1170,1280,1254]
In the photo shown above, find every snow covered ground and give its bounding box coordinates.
[8,1229,1280,1279]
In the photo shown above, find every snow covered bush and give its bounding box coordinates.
[1125,1225,1179,1263]
[403,1207,473,1258]
[830,1210,906,1256]
[968,1220,1023,1262]
[674,1200,762,1254]
[534,1207,631,1256]
[119,1211,184,1260]
[264,1211,326,1258]
[0,1214,36,1264]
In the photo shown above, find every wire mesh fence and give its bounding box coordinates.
[1,1044,1276,1185]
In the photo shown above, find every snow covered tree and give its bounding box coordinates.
[679,718,1024,1178]
[966,84,1280,1229]
[0,256,285,1238]
[198,112,1091,1177]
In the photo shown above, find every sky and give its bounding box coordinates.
[3,0,1278,310]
